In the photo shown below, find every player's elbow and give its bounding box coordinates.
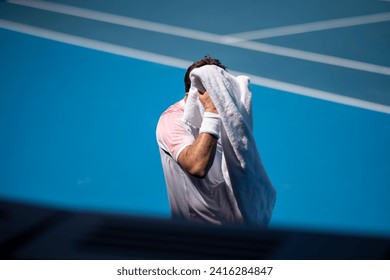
[187,164,209,178]
[178,150,212,178]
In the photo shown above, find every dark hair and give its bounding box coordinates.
[184,56,226,92]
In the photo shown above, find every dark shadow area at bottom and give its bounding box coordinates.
[0,198,388,260]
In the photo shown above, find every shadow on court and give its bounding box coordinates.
[1,198,389,260]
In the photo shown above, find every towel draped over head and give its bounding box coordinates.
[183,65,276,226]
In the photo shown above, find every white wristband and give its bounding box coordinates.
[199,112,221,139]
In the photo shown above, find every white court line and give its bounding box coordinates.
[226,12,390,41]
[229,40,390,75]
[1,19,389,115]
[7,0,226,44]
[0,19,191,69]
[6,0,390,76]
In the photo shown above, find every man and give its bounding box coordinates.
[156,56,274,225]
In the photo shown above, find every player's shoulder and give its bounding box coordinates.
[159,100,185,123]
[157,100,185,135]
[162,100,184,115]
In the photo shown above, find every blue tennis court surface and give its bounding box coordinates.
[1,0,389,237]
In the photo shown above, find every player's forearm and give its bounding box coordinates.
[178,133,218,178]
[178,91,221,177]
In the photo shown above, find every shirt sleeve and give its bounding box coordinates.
[156,109,195,161]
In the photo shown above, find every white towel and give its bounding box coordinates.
[183,65,276,226]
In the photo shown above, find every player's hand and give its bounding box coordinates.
[198,90,218,114]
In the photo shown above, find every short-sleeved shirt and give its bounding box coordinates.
[156,99,242,224]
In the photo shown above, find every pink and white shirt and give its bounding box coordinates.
[156,99,243,224]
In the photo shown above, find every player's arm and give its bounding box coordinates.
[178,91,220,178]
